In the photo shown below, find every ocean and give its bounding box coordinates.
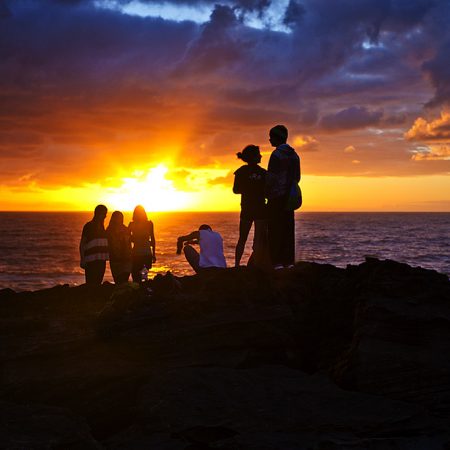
[0,212,448,291]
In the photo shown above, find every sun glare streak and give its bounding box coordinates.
[105,164,192,212]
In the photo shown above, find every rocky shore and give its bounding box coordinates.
[1,258,449,449]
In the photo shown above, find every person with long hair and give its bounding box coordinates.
[106,211,131,284]
[128,205,156,282]
[233,144,269,269]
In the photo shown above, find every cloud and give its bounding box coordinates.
[1,0,450,189]
[344,145,356,153]
[422,39,450,107]
[320,107,383,132]
[207,171,234,186]
[293,135,319,152]
[0,0,11,17]
[405,110,450,142]
[283,0,306,28]
[411,145,450,161]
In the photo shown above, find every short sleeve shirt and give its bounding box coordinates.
[233,165,267,220]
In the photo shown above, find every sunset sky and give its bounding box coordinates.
[0,0,449,211]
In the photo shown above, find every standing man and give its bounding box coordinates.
[80,204,109,285]
[266,125,300,269]
[176,224,227,273]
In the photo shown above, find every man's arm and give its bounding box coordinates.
[176,231,200,254]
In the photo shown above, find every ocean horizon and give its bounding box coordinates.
[0,211,448,291]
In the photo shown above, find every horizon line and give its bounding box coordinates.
[0,210,449,214]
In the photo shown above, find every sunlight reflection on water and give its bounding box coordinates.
[0,212,448,291]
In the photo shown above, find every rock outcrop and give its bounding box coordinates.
[0,258,449,449]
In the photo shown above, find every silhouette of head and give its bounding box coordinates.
[133,205,148,223]
[94,204,107,221]
[109,210,124,228]
[237,145,261,164]
[269,125,288,147]
[199,224,212,231]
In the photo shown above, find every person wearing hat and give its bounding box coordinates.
[233,144,269,269]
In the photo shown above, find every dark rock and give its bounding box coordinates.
[0,287,16,299]
[333,258,450,416]
[0,259,448,449]
[135,366,448,449]
[0,401,99,449]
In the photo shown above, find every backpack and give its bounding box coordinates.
[285,182,302,210]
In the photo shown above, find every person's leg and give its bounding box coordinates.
[183,244,201,273]
[111,261,130,284]
[250,219,271,269]
[96,260,106,284]
[235,218,252,266]
[116,272,130,284]
[143,255,153,270]
[86,260,106,285]
[131,255,144,283]
[267,197,284,267]
[281,210,295,266]
[85,264,92,284]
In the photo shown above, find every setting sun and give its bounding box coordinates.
[104,164,192,212]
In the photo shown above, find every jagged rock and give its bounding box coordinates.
[0,401,99,449]
[133,366,448,449]
[0,260,448,449]
[333,258,450,416]
[0,287,16,300]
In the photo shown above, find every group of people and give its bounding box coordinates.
[79,204,156,285]
[79,124,300,285]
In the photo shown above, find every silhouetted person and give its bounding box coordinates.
[176,224,226,274]
[233,145,270,269]
[129,205,156,283]
[106,211,132,284]
[80,204,109,285]
[266,125,300,269]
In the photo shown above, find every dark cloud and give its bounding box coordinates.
[283,0,306,28]
[0,0,11,17]
[1,0,450,186]
[423,40,450,107]
[298,105,319,128]
[172,4,247,76]
[320,107,384,132]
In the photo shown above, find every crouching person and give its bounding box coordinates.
[176,224,226,274]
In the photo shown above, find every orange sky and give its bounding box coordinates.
[0,0,449,212]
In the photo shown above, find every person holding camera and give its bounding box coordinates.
[176,224,226,273]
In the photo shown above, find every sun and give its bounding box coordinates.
[105,164,192,212]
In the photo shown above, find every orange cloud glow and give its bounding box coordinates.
[1,1,450,212]
[405,110,450,142]
[411,145,450,161]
